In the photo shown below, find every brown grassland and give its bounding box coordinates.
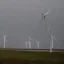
[0,48,64,64]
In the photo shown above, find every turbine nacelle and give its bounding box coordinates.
[53,36,56,41]
[36,41,40,44]
[29,36,33,41]
[25,42,28,44]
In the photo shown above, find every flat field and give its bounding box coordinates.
[0,48,64,64]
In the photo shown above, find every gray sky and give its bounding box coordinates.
[0,0,64,49]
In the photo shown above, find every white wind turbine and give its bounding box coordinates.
[27,36,33,49]
[25,42,28,49]
[40,8,52,30]
[48,28,56,53]
[36,41,40,49]
[3,35,8,48]
[30,38,40,49]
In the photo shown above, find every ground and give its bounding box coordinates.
[0,48,64,64]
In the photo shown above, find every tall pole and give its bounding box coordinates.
[50,35,53,53]
[49,42,51,52]
[36,41,40,49]
[25,42,28,48]
[26,43,28,48]
[50,35,55,53]
[28,36,33,49]
[4,36,5,48]
[37,42,40,49]
[4,36,7,48]
[28,41,31,49]
[52,36,53,49]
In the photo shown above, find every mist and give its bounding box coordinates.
[0,0,64,49]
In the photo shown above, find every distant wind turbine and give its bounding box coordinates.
[31,38,40,49]
[48,28,56,53]
[28,36,34,49]
[40,8,52,30]
[3,35,8,48]
[25,36,33,49]
[25,42,28,49]
[36,41,40,49]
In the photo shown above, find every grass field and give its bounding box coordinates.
[0,48,64,64]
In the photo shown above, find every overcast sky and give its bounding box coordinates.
[0,0,64,49]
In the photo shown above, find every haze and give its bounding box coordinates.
[0,0,64,49]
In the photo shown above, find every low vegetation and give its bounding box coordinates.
[0,48,64,64]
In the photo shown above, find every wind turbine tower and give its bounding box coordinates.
[3,35,7,48]
[28,40,31,49]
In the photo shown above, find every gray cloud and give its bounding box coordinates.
[0,0,64,49]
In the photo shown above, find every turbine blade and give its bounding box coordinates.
[29,36,33,40]
[48,28,50,32]
[45,8,52,16]
[40,13,44,23]
[53,36,56,40]
[47,28,52,36]
[43,16,45,21]
[41,13,43,17]
[40,18,43,23]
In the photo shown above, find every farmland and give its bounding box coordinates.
[0,48,64,64]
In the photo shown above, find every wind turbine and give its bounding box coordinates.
[25,42,28,49]
[27,36,33,49]
[36,41,40,49]
[30,38,40,49]
[40,8,52,30]
[48,28,56,53]
[3,35,8,48]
